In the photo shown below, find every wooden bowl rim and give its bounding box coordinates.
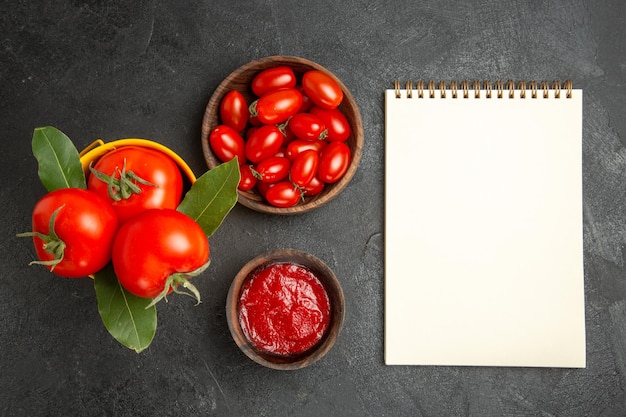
[225,248,345,370]
[201,55,363,215]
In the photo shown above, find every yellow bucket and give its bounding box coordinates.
[79,138,196,184]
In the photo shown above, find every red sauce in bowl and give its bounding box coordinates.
[238,262,331,356]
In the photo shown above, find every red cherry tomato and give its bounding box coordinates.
[287,113,327,141]
[112,209,209,302]
[274,147,287,158]
[245,124,284,163]
[209,125,246,164]
[251,88,303,125]
[87,146,184,224]
[296,85,313,112]
[309,106,351,142]
[318,142,351,183]
[285,139,326,161]
[302,175,325,196]
[253,156,291,184]
[21,188,119,278]
[220,90,249,132]
[302,70,344,109]
[238,164,257,191]
[249,115,263,127]
[251,66,296,97]
[290,150,319,187]
[246,127,258,140]
[264,181,302,208]
[255,180,274,197]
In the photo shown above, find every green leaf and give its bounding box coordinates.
[177,158,240,237]
[93,264,157,353]
[32,126,86,191]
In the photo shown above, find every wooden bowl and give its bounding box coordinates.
[201,56,363,215]
[226,249,345,370]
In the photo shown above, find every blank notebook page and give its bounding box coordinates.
[384,85,585,367]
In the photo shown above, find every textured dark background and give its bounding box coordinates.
[2,0,625,416]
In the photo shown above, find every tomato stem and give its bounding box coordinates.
[248,100,258,118]
[89,158,157,202]
[16,205,66,271]
[146,259,211,309]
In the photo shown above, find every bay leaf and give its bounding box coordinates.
[93,264,157,353]
[177,158,240,237]
[32,126,86,191]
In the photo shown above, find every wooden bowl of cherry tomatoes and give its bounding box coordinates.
[201,56,364,215]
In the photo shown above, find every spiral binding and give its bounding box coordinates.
[393,79,573,99]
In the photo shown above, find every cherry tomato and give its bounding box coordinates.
[255,180,274,197]
[287,113,327,141]
[238,164,257,192]
[302,70,344,109]
[318,141,351,183]
[309,106,351,142]
[290,150,319,187]
[209,125,246,164]
[245,124,284,163]
[87,146,183,224]
[302,175,325,196]
[249,115,263,127]
[220,90,249,132]
[251,66,296,97]
[274,147,287,158]
[286,139,326,161]
[246,126,258,140]
[20,188,119,278]
[296,85,313,112]
[251,88,303,125]
[253,156,291,183]
[112,209,209,303]
[264,181,302,208]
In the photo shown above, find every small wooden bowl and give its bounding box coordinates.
[226,249,345,370]
[201,56,363,215]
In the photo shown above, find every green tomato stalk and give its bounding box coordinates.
[16,205,66,270]
[89,158,156,201]
[146,260,211,309]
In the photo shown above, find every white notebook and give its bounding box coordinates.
[384,80,585,367]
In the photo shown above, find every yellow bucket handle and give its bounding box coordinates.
[79,139,105,157]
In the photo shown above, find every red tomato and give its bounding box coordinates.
[251,66,296,97]
[251,88,303,125]
[285,139,326,161]
[253,156,291,183]
[238,164,257,191]
[255,180,274,197]
[87,146,184,224]
[245,124,284,163]
[264,181,302,208]
[296,85,313,112]
[20,188,119,278]
[287,113,327,141]
[318,142,351,183]
[249,115,263,127]
[112,209,209,303]
[302,175,325,196]
[220,90,249,132]
[309,106,351,142]
[302,70,344,109]
[209,125,246,164]
[246,126,258,140]
[274,147,287,158]
[290,150,319,187]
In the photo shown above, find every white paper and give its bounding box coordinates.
[384,87,585,367]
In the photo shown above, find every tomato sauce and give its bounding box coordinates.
[238,262,331,356]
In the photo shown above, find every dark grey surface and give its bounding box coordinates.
[1,0,625,416]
